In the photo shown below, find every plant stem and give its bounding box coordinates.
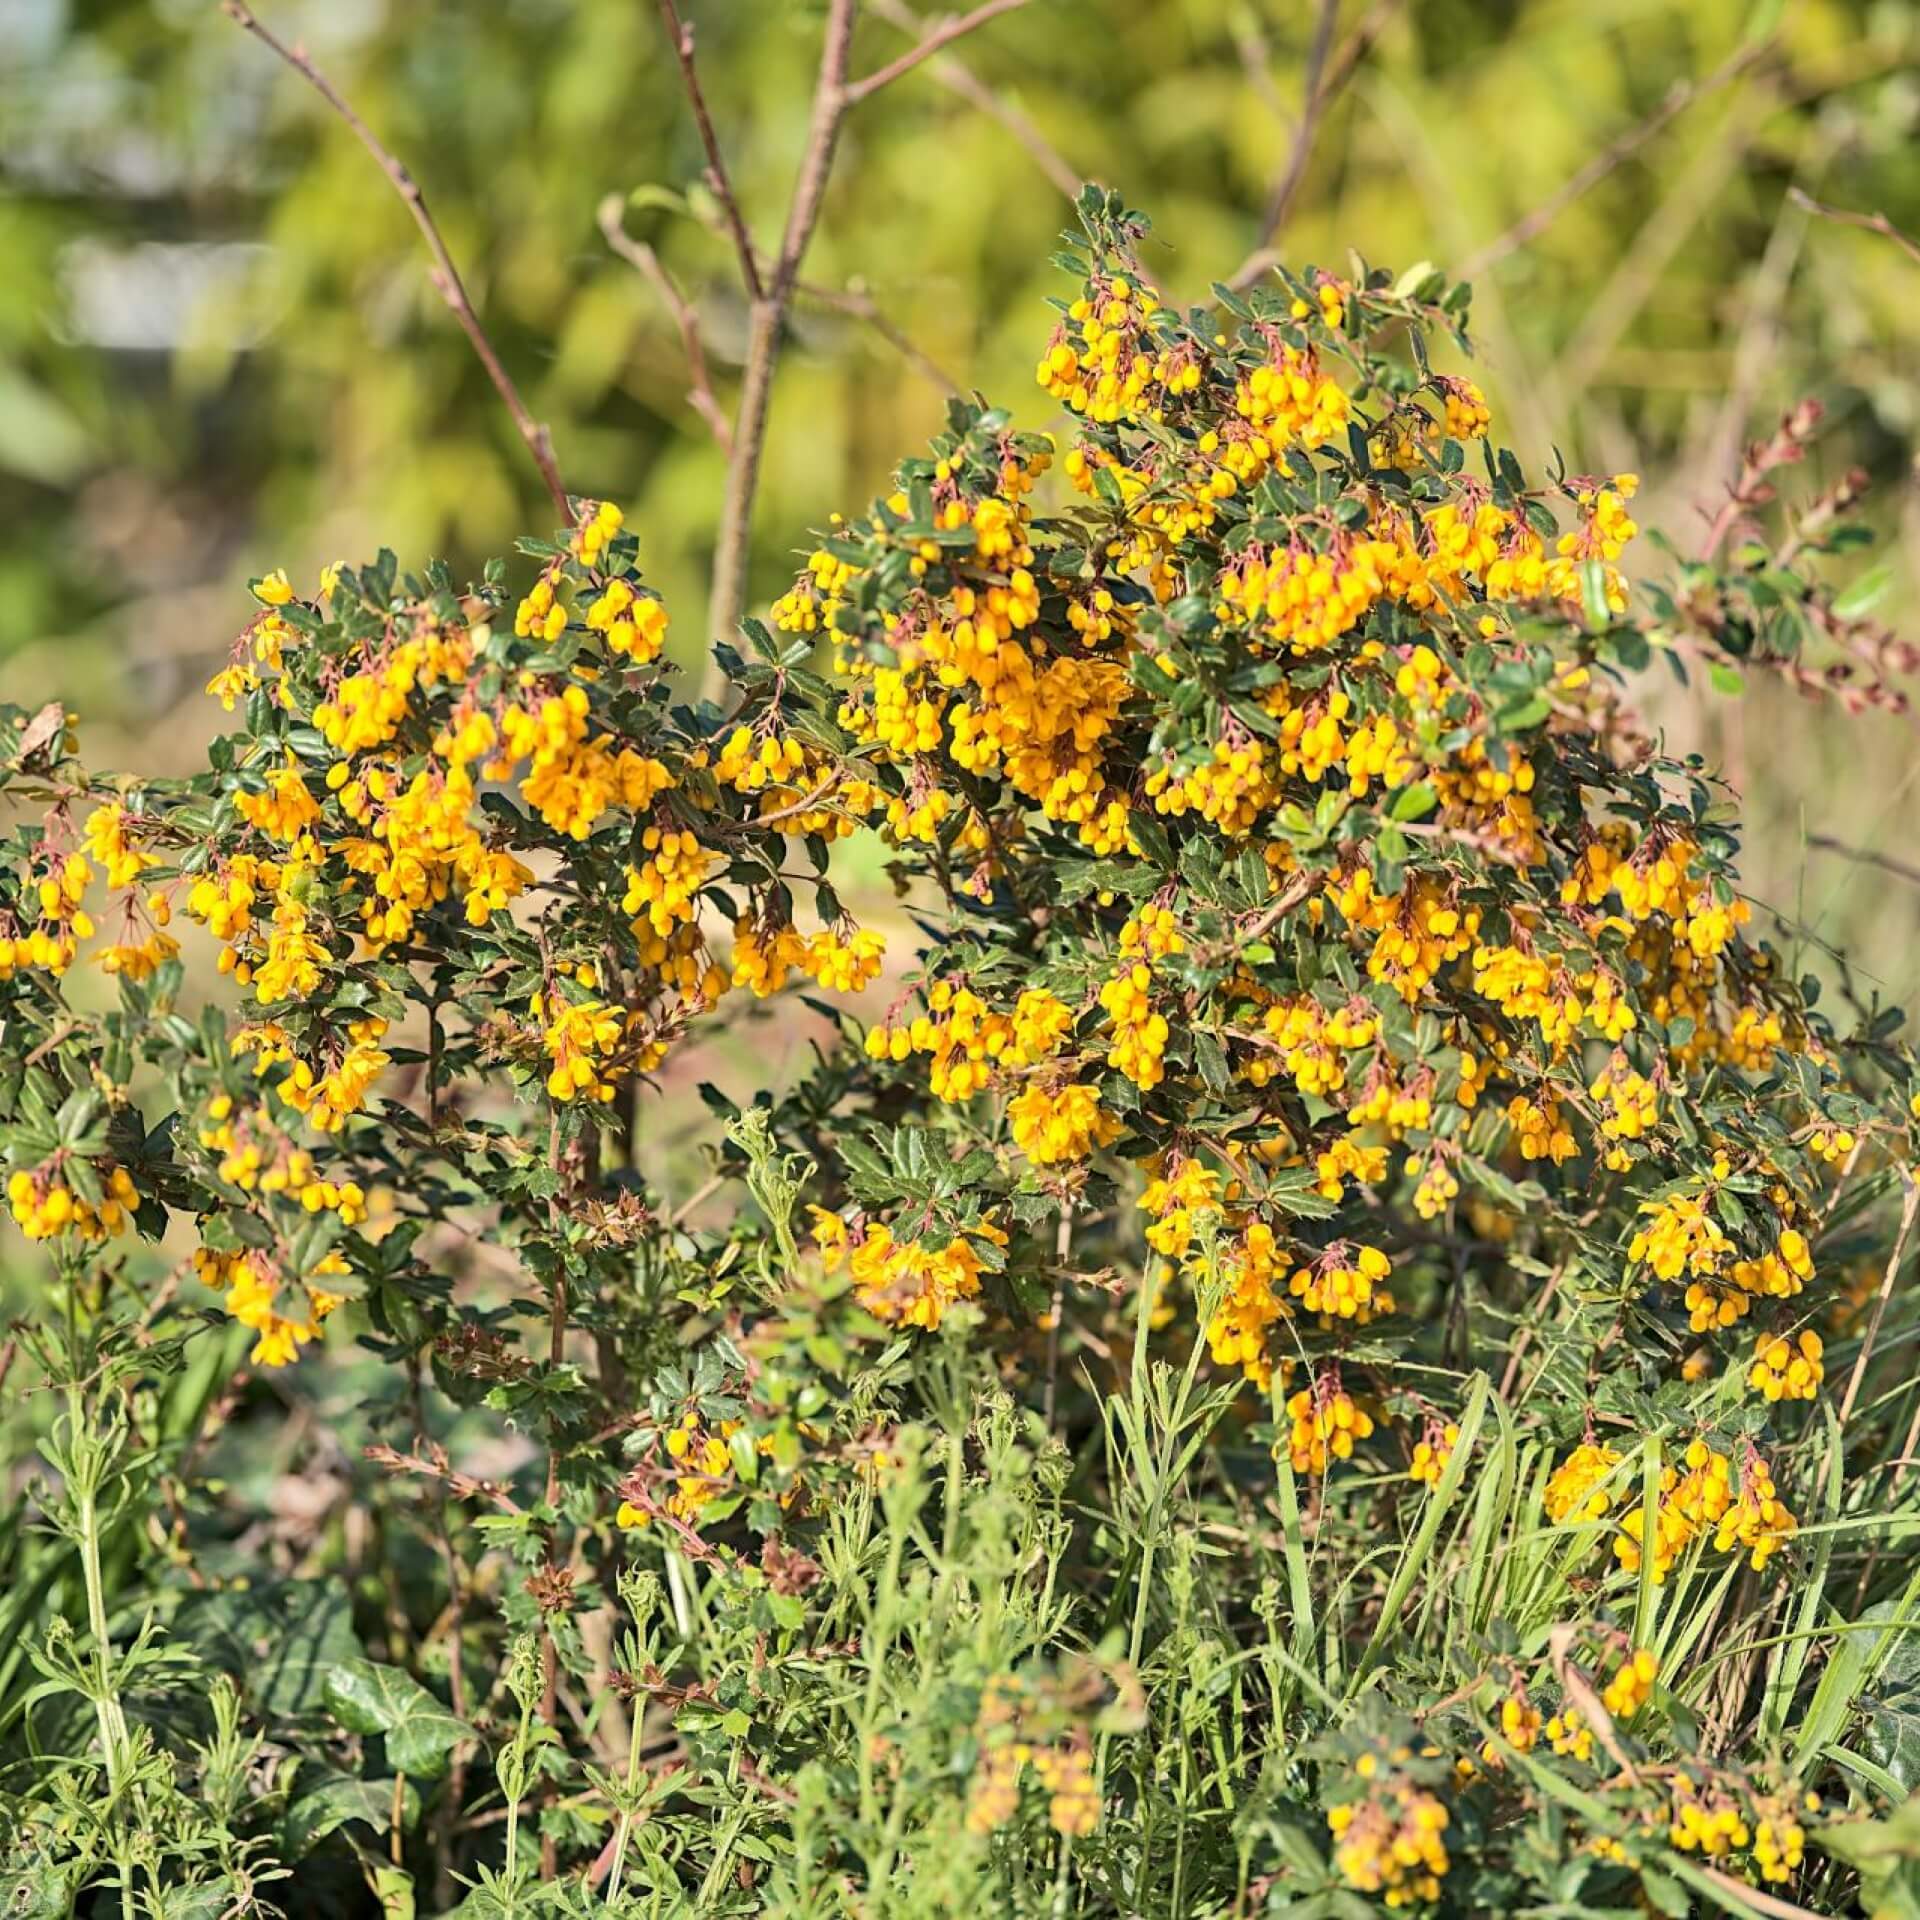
[605,1695,646,1904]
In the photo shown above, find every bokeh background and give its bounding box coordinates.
[3,0,1918,1024]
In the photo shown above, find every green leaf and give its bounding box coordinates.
[1579,556,1610,628]
[1835,561,1893,621]
[325,1659,472,1778]
[174,1577,364,1720]
[280,1767,417,1858]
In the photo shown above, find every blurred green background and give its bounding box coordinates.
[2,0,1918,1010]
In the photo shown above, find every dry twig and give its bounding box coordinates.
[1226,0,1340,292]
[705,0,860,698]
[597,195,734,453]
[868,0,1078,197]
[845,0,1033,105]
[1789,186,1920,269]
[655,0,765,299]
[1456,38,1772,279]
[223,1,569,522]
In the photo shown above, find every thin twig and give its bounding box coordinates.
[1789,186,1920,268]
[1456,38,1772,278]
[798,277,962,394]
[1226,0,1340,292]
[1318,0,1401,109]
[1836,1173,1920,1432]
[597,195,734,452]
[222,1,569,522]
[1696,1866,1827,1920]
[1229,7,1293,132]
[1806,832,1920,889]
[703,0,860,698]
[843,0,1032,106]
[655,0,765,300]
[868,0,1078,198]
[727,214,965,395]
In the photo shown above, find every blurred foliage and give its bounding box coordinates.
[2,0,1919,988]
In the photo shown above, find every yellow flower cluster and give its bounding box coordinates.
[1668,1787,1752,1860]
[965,1675,1099,1839]
[7,1163,138,1242]
[1285,1378,1374,1475]
[1544,1442,1622,1524]
[1615,1439,1796,1582]
[235,1017,391,1133]
[1205,1220,1288,1390]
[1590,1056,1659,1169]
[1289,1242,1394,1321]
[1007,1082,1117,1166]
[0,851,94,977]
[533,993,630,1104]
[1479,1691,1541,1768]
[1099,962,1168,1090]
[812,1210,1005,1331]
[1749,1328,1823,1401]
[1034,275,1177,425]
[1327,1776,1451,1908]
[1601,1647,1658,1719]
[196,1245,344,1368]
[1409,1420,1460,1488]
[199,1095,367,1224]
[1667,1780,1812,1886]
[867,984,1070,1101]
[615,1410,745,1529]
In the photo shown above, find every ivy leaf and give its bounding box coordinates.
[174,1577,363,1720]
[325,1659,472,1778]
[279,1766,418,1859]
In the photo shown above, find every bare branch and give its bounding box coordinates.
[1789,185,1920,269]
[703,0,860,700]
[1806,833,1920,891]
[597,194,734,453]
[1456,38,1772,279]
[798,277,962,394]
[868,0,1078,198]
[1318,0,1402,109]
[655,0,765,301]
[1229,7,1292,134]
[1227,0,1397,292]
[1225,0,1338,293]
[223,1,570,523]
[843,0,1032,107]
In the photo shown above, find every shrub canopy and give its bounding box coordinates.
[3,191,1919,1916]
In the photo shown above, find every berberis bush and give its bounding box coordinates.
[4,192,1920,1917]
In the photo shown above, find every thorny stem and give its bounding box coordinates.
[1789,186,1920,269]
[644,0,1041,700]
[597,195,735,453]
[867,0,1077,198]
[222,2,569,522]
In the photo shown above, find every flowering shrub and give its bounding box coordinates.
[5,190,1920,1917]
